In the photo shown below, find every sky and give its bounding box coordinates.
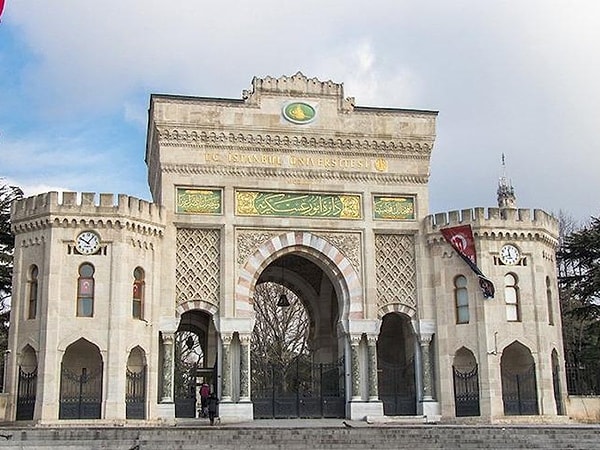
[1,1,599,223]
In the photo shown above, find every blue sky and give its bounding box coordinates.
[1,1,599,223]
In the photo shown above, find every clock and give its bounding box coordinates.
[75,231,101,255]
[499,244,520,265]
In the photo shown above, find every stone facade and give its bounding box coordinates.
[6,73,566,424]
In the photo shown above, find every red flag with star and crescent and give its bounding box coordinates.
[0,0,5,22]
[441,224,495,298]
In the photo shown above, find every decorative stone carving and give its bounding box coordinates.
[176,228,220,306]
[237,231,279,265]
[239,334,251,400]
[156,128,433,158]
[221,333,232,401]
[350,335,362,399]
[375,234,417,310]
[419,335,434,400]
[160,332,174,402]
[366,335,379,400]
[319,232,362,274]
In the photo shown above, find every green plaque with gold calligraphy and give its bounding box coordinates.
[236,190,361,219]
[177,188,222,215]
[373,196,415,220]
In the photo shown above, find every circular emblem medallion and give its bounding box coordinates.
[374,158,388,172]
[283,102,316,124]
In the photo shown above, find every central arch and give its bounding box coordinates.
[235,231,363,324]
[248,239,352,418]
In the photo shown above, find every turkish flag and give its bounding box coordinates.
[440,225,477,265]
[0,0,5,21]
[441,224,495,298]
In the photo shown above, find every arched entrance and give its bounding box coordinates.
[501,341,539,415]
[251,253,345,418]
[452,347,480,417]
[174,309,218,418]
[125,346,147,419]
[377,313,416,415]
[59,338,103,419]
[551,349,564,415]
[16,345,37,420]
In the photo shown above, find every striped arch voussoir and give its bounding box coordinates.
[378,303,416,319]
[235,231,363,319]
[176,299,219,317]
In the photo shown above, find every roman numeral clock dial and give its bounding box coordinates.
[75,231,101,255]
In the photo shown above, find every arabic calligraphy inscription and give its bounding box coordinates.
[236,191,361,219]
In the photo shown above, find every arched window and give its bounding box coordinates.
[546,276,554,326]
[132,267,145,320]
[27,265,39,320]
[504,273,520,322]
[77,263,95,317]
[455,275,469,324]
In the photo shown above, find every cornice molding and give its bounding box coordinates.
[426,230,558,249]
[12,216,164,237]
[161,163,430,185]
[154,127,434,158]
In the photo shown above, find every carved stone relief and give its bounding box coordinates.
[176,228,220,306]
[375,234,417,310]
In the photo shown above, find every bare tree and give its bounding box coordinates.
[251,282,310,392]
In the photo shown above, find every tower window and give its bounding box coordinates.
[27,265,39,320]
[77,263,95,317]
[132,267,145,320]
[546,276,554,326]
[504,273,520,322]
[455,275,469,324]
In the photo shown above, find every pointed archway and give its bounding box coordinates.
[452,347,480,417]
[250,252,345,418]
[16,345,37,420]
[551,349,564,415]
[501,341,539,415]
[377,313,416,415]
[59,338,103,419]
[126,346,147,419]
[174,308,218,418]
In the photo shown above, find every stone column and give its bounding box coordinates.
[419,333,434,401]
[221,333,233,402]
[366,335,379,401]
[239,334,251,402]
[350,335,362,400]
[160,332,174,403]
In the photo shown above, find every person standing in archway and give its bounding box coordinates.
[199,382,210,417]
[207,391,219,425]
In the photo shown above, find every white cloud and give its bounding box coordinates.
[2,0,600,220]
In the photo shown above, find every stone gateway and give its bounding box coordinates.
[7,73,565,424]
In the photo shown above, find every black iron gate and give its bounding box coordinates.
[16,367,37,420]
[552,363,564,415]
[59,366,103,419]
[174,365,197,418]
[502,364,539,415]
[453,365,480,417]
[252,357,345,419]
[378,359,416,415]
[126,367,146,419]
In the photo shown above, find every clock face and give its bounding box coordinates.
[76,231,101,255]
[499,244,520,265]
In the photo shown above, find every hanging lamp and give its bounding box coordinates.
[277,258,290,307]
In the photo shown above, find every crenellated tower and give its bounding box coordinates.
[423,180,565,421]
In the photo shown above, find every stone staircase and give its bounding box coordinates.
[0,422,599,449]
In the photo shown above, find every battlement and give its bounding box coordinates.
[425,207,559,237]
[248,71,344,99]
[11,192,164,225]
